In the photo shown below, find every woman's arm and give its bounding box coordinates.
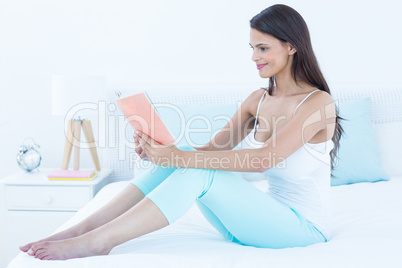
[180,147,269,172]
[138,91,336,173]
[179,91,336,172]
[194,89,264,151]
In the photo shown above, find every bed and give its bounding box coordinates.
[8,87,402,267]
[8,178,402,268]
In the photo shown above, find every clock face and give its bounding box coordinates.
[18,149,41,171]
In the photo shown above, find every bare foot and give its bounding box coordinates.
[20,227,80,253]
[29,233,111,260]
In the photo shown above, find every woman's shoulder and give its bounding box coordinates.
[308,88,335,105]
[246,87,268,102]
[295,87,336,116]
[243,87,267,105]
[239,88,268,116]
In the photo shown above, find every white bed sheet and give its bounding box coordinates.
[8,178,402,268]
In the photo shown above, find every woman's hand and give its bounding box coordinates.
[134,132,149,160]
[134,131,182,167]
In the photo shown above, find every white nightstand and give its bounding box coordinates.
[0,168,111,265]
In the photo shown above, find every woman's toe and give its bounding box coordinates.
[19,243,33,252]
[35,250,46,259]
[39,254,50,260]
[27,248,34,256]
[31,243,45,257]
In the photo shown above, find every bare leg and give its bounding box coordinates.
[20,184,145,253]
[31,197,168,260]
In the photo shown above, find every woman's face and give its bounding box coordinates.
[249,28,296,78]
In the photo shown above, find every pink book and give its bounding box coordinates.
[115,92,175,145]
[47,169,96,178]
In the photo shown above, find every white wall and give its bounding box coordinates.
[1,0,402,178]
[0,0,401,266]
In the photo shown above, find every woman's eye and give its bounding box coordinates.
[259,47,268,52]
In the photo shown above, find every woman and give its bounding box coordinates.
[20,4,342,260]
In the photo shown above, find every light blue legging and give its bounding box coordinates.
[131,146,326,249]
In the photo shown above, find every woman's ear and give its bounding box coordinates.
[288,43,297,55]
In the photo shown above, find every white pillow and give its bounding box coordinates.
[372,122,402,178]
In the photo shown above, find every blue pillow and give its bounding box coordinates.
[157,103,238,148]
[331,97,389,186]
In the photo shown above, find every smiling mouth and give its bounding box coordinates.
[257,64,267,70]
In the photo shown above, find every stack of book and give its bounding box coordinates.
[47,169,97,181]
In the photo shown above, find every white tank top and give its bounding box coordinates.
[248,89,333,240]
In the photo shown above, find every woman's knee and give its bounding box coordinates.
[162,167,212,194]
[211,169,240,184]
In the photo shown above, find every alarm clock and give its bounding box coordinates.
[16,138,42,172]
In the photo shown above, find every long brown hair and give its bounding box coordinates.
[250,4,343,170]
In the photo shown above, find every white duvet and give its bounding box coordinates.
[8,178,402,268]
